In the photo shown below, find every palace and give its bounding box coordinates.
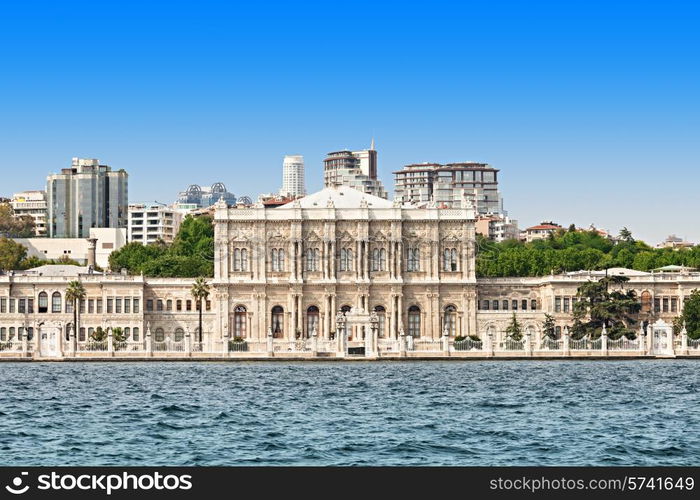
[1,186,699,359]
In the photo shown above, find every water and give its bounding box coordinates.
[0,360,698,466]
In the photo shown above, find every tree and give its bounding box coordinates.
[571,276,641,339]
[190,276,210,343]
[91,326,107,342]
[0,203,35,237]
[112,327,126,342]
[619,227,634,243]
[679,289,700,340]
[542,313,556,339]
[0,237,27,271]
[505,313,522,340]
[65,280,86,344]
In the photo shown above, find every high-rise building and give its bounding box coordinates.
[176,182,236,209]
[47,158,128,238]
[10,191,48,236]
[393,162,502,214]
[128,203,183,245]
[280,155,305,197]
[323,140,387,199]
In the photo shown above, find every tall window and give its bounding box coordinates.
[339,248,353,271]
[406,247,420,272]
[234,305,247,338]
[133,327,140,341]
[38,292,48,313]
[408,305,421,338]
[444,305,457,336]
[374,305,386,338]
[271,248,285,272]
[174,328,184,342]
[155,328,165,342]
[305,248,319,272]
[443,248,458,271]
[531,299,537,310]
[271,306,284,338]
[555,297,561,312]
[641,291,652,313]
[482,300,490,310]
[233,248,249,272]
[51,292,62,313]
[371,248,386,272]
[306,306,319,338]
[512,299,518,310]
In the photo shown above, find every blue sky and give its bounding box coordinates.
[1,0,698,244]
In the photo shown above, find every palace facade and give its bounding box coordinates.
[1,186,699,358]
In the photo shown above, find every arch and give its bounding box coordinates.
[155,328,165,342]
[174,327,184,342]
[374,305,386,338]
[51,292,62,313]
[271,305,284,338]
[443,304,457,336]
[38,292,48,313]
[306,305,320,338]
[233,305,247,338]
[408,305,421,338]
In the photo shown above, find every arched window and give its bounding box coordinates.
[374,305,386,338]
[271,306,284,338]
[444,305,457,336]
[306,306,319,338]
[132,327,139,341]
[176,299,182,311]
[502,300,509,311]
[339,305,352,340]
[234,305,247,338]
[38,292,48,313]
[305,248,319,271]
[492,300,499,311]
[51,292,62,313]
[174,328,184,342]
[641,291,652,313]
[155,328,165,342]
[408,305,421,338]
[124,327,130,339]
[531,299,537,310]
[443,248,458,271]
[166,299,172,311]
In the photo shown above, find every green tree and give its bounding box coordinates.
[190,276,210,343]
[0,237,27,271]
[679,289,700,340]
[91,326,107,342]
[112,327,126,342]
[505,313,522,340]
[542,313,556,339]
[571,276,641,339]
[65,280,86,343]
[619,227,634,243]
[0,203,35,237]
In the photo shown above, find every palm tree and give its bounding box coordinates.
[65,280,86,344]
[190,276,210,343]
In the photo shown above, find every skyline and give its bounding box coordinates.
[1,0,699,244]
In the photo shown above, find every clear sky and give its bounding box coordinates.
[1,0,698,244]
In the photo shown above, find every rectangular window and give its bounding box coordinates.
[662,298,669,313]
[0,298,5,313]
[124,298,130,314]
[186,300,192,311]
[482,300,489,310]
[512,300,518,311]
[146,299,153,312]
[133,299,139,313]
[115,298,122,314]
[28,299,34,314]
[66,301,73,314]
[107,298,113,313]
[79,300,85,314]
[492,300,499,311]
[531,299,537,310]
[157,300,163,311]
[96,299,103,314]
[671,298,678,313]
[654,298,661,313]
[176,300,182,311]
[18,299,26,314]
[9,299,15,313]
[88,299,94,314]
[563,298,570,313]
[555,297,561,313]
[51,295,60,313]
[502,300,508,311]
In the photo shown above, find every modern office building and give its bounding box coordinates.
[393,162,502,214]
[10,191,48,236]
[280,155,305,197]
[128,203,183,245]
[176,183,236,209]
[47,158,128,238]
[323,141,387,199]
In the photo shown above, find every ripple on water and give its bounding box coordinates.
[0,360,698,465]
